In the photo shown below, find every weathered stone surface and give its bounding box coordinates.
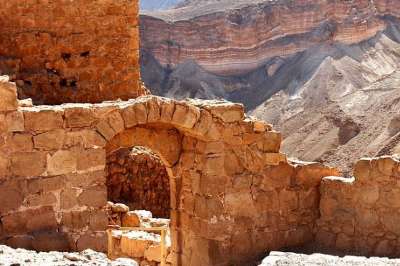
[0,77,18,112]
[0,1,145,104]
[47,150,77,175]
[34,130,65,150]
[10,152,47,177]
[78,186,107,208]
[24,110,64,131]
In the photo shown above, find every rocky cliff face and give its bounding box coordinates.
[140,0,400,173]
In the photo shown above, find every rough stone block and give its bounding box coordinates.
[61,210,89,230]
[7,133,33,152]
[64,107,97,128]
[0,77,18,112]
[10,151,47,177]
[78,185,107,208]
[47,150,77,175]
[77,148,105,171]
[34,130,65,150]
[24,110,64,131]
[89,210,108,231]
[122,212,141,227]
[77,233,107,252]
[5,111,24,132]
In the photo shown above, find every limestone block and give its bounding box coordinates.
[24,109,64,131]
[47,150,77,175]
[96,120,116,141]
[208,103,244,123]
[28,176,66,194]
[353,158,372,183]
[5,111,24,132]
[122,212,141,227]
[146,97,161,123]
[279,189,298,211]
[25,206,58,232]
[258,131,282,152]
[32,231,70,252]
[224,191,256,217]
[64,130,106,149]
[25,192,57,207]
[64,107,97,127]
[61,210,90,230]
[77,148,105,171]
[294,162,339,188]
[0,77,18,112]
[172,104,200,129]
[0,185,23,213]
[120,231,159,258]
[77,233,107,252]
[78,185,107,208]
[107,111,125,134]
[10,151,47,177]
[160,100,175,123]
[112,203,130,213]
[61,188,79,209]
[7,133,33,152]
[34,130,65,150]
[376,156,397,176]
[89,210,108,231]
[145,244,170,262]
[264,153,287,166]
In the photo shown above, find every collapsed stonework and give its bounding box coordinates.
[0,0,146,104]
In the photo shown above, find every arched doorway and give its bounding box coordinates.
[104,124,183,265]
[106,146,171,218]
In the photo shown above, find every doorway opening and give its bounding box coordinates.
[105,145,172,264]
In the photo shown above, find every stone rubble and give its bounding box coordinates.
[0,245,138,266]
[260,251,400,266]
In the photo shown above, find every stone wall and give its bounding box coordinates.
[0,0,146,104]
[316,156,400,257]
[0,76,340,265]
[107,147,170,218]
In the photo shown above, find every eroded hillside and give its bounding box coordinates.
[140,0,400,173]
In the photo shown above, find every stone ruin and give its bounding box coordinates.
[1,0,400,265]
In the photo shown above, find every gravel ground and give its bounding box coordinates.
[0,245,138,266]
[260,251,400,266]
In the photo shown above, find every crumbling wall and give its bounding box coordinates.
[0,77,339,265]
[107,147,170,218]
[0,0,146,104]
[316,156,400,257]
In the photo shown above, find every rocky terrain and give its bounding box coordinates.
[140,0,400,173]
[259,251,400,266]
[0,245,138,266]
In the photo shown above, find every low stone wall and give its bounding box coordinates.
[0,0,146,104]
[316,156,400,257]
[107,147,170,218]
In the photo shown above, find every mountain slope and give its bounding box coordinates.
[140,0,400,173]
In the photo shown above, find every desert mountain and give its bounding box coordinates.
[140,0,400,173]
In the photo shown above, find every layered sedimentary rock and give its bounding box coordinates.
[141,0,400,76]
[107,147,170,218]
[0,0,146,104]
